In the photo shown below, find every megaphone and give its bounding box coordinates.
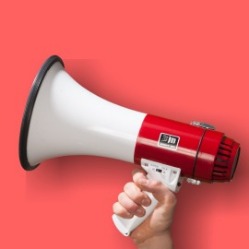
[19,55,240,236]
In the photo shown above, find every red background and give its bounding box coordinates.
[1,1,248,248]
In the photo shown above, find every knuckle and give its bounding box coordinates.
[118,192,138,212]
[123,182,144,204]
[123,182,134,192]
[165,191,177,205]
[132,170,146,183]
[112,202,133,218]
[112,202,119,213]
[133,191,145,203]
[118,192,125,202]
[126,202,139,213]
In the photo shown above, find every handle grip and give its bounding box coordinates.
[112,192,157,236]
[112,159,181,236]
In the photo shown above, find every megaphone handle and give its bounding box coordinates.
[112,191,158,236]
[112,159,181,236]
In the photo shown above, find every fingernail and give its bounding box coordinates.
[127,212,134,218]
[142,198,151,206]
[135,207,145,216]
[138,178,149,185]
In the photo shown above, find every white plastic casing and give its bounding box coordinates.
[27,62,146,166]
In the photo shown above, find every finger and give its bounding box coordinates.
[118,192,146,217]
[123,182,151,207]
[132,169,147,185]
[137,178,177,206]
[112,202,134,218]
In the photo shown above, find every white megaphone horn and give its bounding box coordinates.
[19,55,240,236]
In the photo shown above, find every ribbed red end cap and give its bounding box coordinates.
[212,136,240,181]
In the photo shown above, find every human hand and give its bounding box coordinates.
[113,169,177,248]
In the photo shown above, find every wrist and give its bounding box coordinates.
[133,230,173,249]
